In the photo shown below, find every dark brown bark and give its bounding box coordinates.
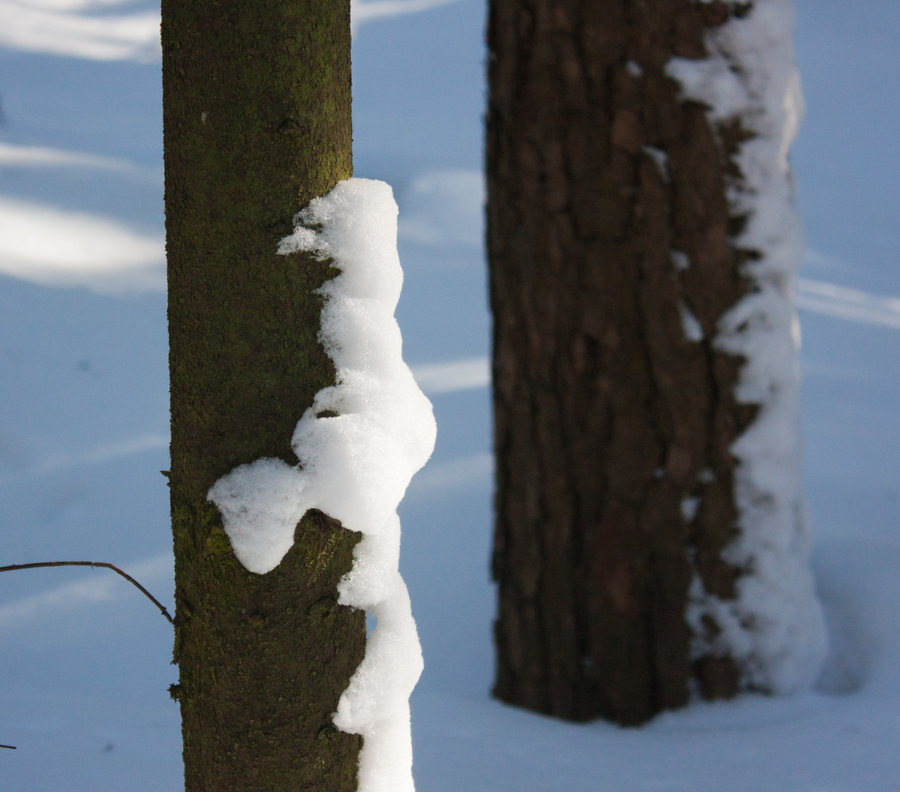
[163,1,364,789]
[488,0,757,725]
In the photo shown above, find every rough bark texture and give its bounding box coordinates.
[488,0,758,725]
[162,2,364,789]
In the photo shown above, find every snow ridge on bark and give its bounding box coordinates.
[667,0,826,694]
[209,178,436,792]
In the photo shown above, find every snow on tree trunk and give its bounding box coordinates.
[488,0,825,726]
[667,0,826,696]
[210,179,435,792]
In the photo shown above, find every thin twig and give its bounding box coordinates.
[0,744,15,750]
[0,562,173,625]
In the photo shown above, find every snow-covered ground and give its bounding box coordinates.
[0,0,898,789]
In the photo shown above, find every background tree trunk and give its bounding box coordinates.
[488,0,758,725]
[162,2,364,788]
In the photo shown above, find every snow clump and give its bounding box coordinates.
[208,178,436,792]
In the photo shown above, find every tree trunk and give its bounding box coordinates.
[488,0,766,725]
[162,2,364,789]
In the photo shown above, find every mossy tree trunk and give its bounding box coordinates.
[162,2,364,789]
[488,0,757,725]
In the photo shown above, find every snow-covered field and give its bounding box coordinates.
[0,1,898,789]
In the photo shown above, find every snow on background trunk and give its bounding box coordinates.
[210,179,435,792]
[667,0,826,693]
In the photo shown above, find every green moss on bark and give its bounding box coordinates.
[162,2,362,789]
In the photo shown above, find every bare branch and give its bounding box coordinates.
[0,562,174,625]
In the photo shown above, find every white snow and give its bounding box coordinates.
[680,496,700,523]
[0,196,165,292]
[0,0,464,62]
[678,300,704,342]
[667,0,826,693]
[0,0,161,61]
[397,169,485,248]
[0,141,157,175]
[642,145,669,180]
[3,2,900,791]
[671,249,690,271]
[797,278,900,330]
[411,356,490,394]
[0,553,171,628]
[351,0,464,35]
[208,178,436,792]
[405,451,492,496]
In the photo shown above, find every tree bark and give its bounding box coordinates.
[162,2,364,788]
[488,0,758,725]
